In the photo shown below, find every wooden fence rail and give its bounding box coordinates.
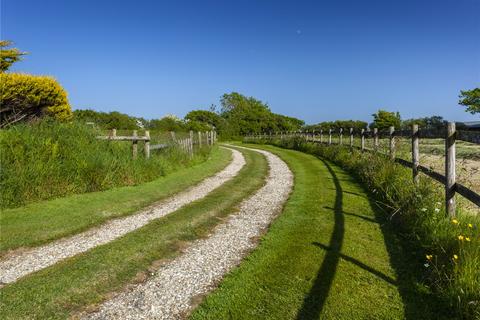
[97,129,217,159]
[245,123,480,216]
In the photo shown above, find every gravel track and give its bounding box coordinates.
[83,146,293,320]
[0,147,245,285]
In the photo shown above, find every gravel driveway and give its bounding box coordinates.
[0,147,245,285]
[83,146,293,320]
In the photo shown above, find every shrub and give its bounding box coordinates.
[0,120,211,208]
[0,73,72,127]
[249,137,480,319]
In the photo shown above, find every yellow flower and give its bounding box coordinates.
[453,254,459,260]
[458,235,464,241]
[452,219,459,225]
[426,254,433,260]
[468,223,473,228]
[466,237,471,242]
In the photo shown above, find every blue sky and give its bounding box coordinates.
[2,0,479,123]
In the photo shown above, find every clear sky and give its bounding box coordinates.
[2,0,479,124]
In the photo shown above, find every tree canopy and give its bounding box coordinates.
[73,109,143,129]
[219,92,304,137]
[371,110,401,130]
[305,120,368,132]
[459,88,480,115]
[0,40,26,72]
[401,115,446,130]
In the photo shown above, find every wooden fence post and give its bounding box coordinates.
[111,128,117,137]
[350,128,354,149]
[170,131,176,142]
[373,128,378,152]
[144,130,150,159]
[445,122,456,217]
[339,128,343,145]
[361,129,365,151]
[329,129,332,145]
[189,130,193,151]
[412,124,419,184]
[132,130,138,159]
[389,126,395,160]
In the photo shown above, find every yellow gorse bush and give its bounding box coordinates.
[0,73,72,126]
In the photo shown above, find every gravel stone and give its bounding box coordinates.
[0,147,245,285]
[83,146,293,320]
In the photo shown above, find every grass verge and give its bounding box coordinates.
[0,146,230,254]
[0,147,268,319]
[247,139,479,319]
[191,144,453,320]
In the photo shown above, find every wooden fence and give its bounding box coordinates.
[245,123,480,217]
[97,129,217,159]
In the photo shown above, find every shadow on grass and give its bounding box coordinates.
[323,206,378,223]
[296,158,453,320]
[296,159,344,319]
[311,242,397,286]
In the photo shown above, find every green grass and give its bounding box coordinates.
[0,120,211,208]
[191,144,452,320]
[0,146,231,254]
[0,147,268,319]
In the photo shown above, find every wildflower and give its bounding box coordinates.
[421,208,427,212]
[434,208,440,213]
[458,235,464,241]
[466,237,471,242]
[453,254,459,261]
[468,223,473,228]
[451,219,459,225]
[424,263,430,268]
[426,254,433,260]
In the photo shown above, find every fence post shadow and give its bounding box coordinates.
[296,159,344,320]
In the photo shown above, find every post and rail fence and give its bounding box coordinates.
[245,123,480,217]
[97,129,217,159]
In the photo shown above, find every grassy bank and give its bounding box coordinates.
[0,120,211,209]
[247,139,480,319]
[0,147,268,319]
[0,147,231,254]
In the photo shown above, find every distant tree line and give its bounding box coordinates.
[304,111,454,133]
[73,92,305,137]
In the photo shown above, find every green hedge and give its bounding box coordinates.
[0,120,211,208]
[248,137,480,319]
[0,73,72,127]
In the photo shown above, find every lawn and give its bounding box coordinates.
[191,144,452,320]
[0,146,231,254]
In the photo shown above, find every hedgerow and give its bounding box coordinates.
[247,137,480,319]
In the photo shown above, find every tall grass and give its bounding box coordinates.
[0,120,211,209]
[247,137,480,319]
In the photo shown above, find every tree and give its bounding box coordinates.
[73,109,140,129]
[185,110,222,128]
[1,40,27,72]
[401,116,446,130]
[459,88,480,114]
[147,114,186,131]
[371,110,401,130]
